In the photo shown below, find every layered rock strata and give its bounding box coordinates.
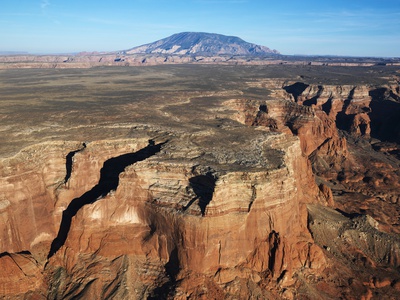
[222,75,400,296]
[0,127,325,299]
[0,66,399,299]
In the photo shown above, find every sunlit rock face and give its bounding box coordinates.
[0,65,399,299]
[0,130,323,298]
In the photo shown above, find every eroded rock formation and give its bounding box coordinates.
[0,129,325,298]
[0,66,399,299]
[224,76,400,298]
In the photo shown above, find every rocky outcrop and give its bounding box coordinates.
[283,81,400,218]
[0,251,45,298]
[307,204,400,299]
[224,77,400,297]
[1,65,399,299]
[0,142,80,256]
[233,78,400,231]
[1,122,327,299]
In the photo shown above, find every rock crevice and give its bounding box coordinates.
[48,141,164,258]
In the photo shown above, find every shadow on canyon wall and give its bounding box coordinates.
[48,140,165,259]
[148,247,180,300]
[64,143,86,184]
[181,173,216,216]
[284,82,400,144]
[283,82,309,102]
[369,88,400,143]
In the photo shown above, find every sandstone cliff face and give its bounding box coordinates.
[238,77,400,229]
[283,80,400,223]
[0,142,81,255]
[1,66,399,299]
[0,127,325,299]
[224,77,400,298]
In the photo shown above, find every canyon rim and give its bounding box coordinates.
[0,34,400,299]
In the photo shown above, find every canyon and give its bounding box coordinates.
[0,64,399,299]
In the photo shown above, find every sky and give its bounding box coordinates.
[1,0,399,57]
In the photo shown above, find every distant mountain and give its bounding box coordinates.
[125,32,279,56]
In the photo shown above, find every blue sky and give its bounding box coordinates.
[1,0,399,57]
